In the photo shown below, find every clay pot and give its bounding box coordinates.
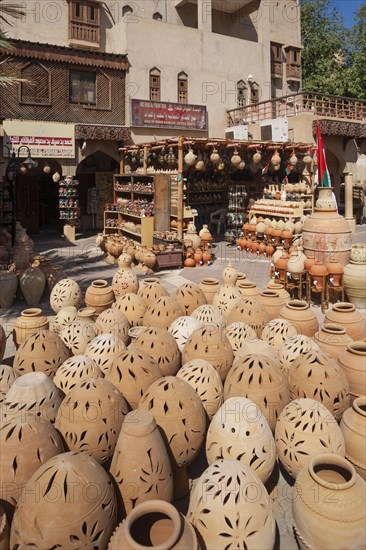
[53,355,103,394]
[258,290,285,320]
[338,342,366,400]
[19,266,46,306]
[131,327,180,376]
[279,334,320,372]
[224,322,257,356]
[275,398,345,478]
[350,243,366,263]
[343,260,366,309]
[267,280,290,301]
[50,278,82,313]
[309,261,328,290]
[188,459,276,549]
[227,298,269,337]
[199,278,220,304]
[85,279,114,314]
[0,271,18,308]
[293,453,366,550]
[55,377,129,463]
[10,452,117,549]
[184,257,195,267]
[143,249,156,270]
[193,249,203,266]
[182,326,233,381]
[106,349,162,409]
[0,364,18,404]
[47,265,67,291]
[113,293,147,327]
[340,396,366,480]
[84,333,126,375]
[60,309,97,354]
[279,299,318,337]
[261,318,298,348]
[287,350,350,421]
[0,415,64,508]
[143,296,184,329]
[112,255,139,297]
[237,280,261,299]
[287,250,305,278]
[13,330,71,379]
[191,304,225,327]
[52,306,78,333]
[314,323,353,359]
[235,339,278,364]
[13,308,49,349]
[109,500,198,550]
[326,256,344,287]
[173,282,207,315]
[224,354,290,431]
[202,250,212,265]
[168,316,202,353]
[137,277,169,306]
[212,284,242,322]
[274,254,288,281]
[95,307,130,345]
[324,302,366,341]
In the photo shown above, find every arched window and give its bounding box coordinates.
[21,61,51,105]
[178,71,188,104]
[153,12,163,21]
[237,80,246,108]
[122,4,133,18]
[150,68,161,101]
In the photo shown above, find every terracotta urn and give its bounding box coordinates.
[309,261,328,290]
[84,333,126,375]
[338,342,366,401]
[60,308,97,354]
[257,290,285,320]
[261,318,298,349]
[224,322,257,356]
[10,452,117,549]
[274,254,288,282]
[198,278,220,304]
[324,302,366,341]
[137,277,169,306]
[0,364,18,404]
[168,316,202,353]
[143,296,184,329]
[55,377,129,463]
[343,259,366,309]
[293,453,366,550]
[143,249,156,271]
[85,279,114,314]
[50,278,82,313]
[53,354,103,394]
[95,307,130,345]
[173,282,207,315]
[287,250,305,278]
[108,500,198,550]
[314,323,353,359]
[193,248,203,266]
[191,304,225,327]
[227,298,269,337]
[184,257,195,267]
[340,396,366,480]
[112,253,139,297]
[237,280,261,299]
[131,327,181,376]
[188,459,276,550]
[0,271,18,308]
[279,334,320,372]
[326,256,344,287]
[19,266,46,306]
[279,299,318,337]
[275,398,345,478]
[13,308,49,349]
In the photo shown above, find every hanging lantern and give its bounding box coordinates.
[210,147,220,165]
[253,149,262,164]
[271,149,281,166]
[184,147,197,167]
[289,150,298,166]
[231,148,242,167]
[43,163,51,174]
[303,151,313,165]
[52,172,61,183]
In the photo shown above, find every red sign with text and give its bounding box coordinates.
[131,99,208,131]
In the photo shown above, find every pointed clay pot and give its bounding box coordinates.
[338,342,366,401]
[224,322,257,356]
[261,318,298,349]
[85,279,114,315]
[113,293,147,327]
[95,307,130,345]
[84,333,126,375]
[191,304,225,327]
[324,302,366,341]
[143,296,184,329]
[0,364,18,404]
[173,282,207,315]
[212,283,242,323]
[13,308,49,349]
[279,334,320,372]
[168,316,202,353]
[20,267,46,306]
[314,323,353,359]
[53,355,103,394]
[227,298,269,337]
[340,396,366,480]
[112,254,139,297]
[279,300,318,337]
[131,327,180,376]
[50,278,82,313]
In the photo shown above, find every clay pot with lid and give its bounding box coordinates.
[112,254,139,297]
[292,453,366,550]
[212,262,242,321]
[314,323,353,359]
[199,277,220,304]
[340,396,366,480]
[85,279,114,315]
[324,302,366,341]
[131,327,180,376]
[279,299,318,337]
[13,308,49,349]
[338,342,366,401]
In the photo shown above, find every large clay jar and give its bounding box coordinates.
[112,253,139,297]
[177,358,224,421]
[227,298,269,337]
[13,329,70,379]
[0,271,18,308]
[237,280,261,299]
[131,327,180,376]
[258,290,285,320]
[19,266,46,306]
[293,453,366,550]
[0,414,64,508]
[1,372,62,423]
[0,364,18,404]
[287,250,305,278]
[53,355,103,394]
[324,302,366,341]
[261,318,298,349]
[191,304,225,327]
[199,277,220,304]
[13,308,49,349]
[50,278,82,313]
[224,322,257,356]
[212,262,242,321]
[84,333,126,375]
[10,452,117,549]
[338,342,366,400]
[206,397,276,482]
[168,316,202,353]
[106,349,162,409]
[113,293,147,326]
[279,334,320,372]
[143,296,184,329]
[108,500,198,550]
[55,377,129,464]
[173,282,207,315]
[314,323,353,359]
[267,280,290,301]
[343,259,366,309]
[275,398,345,478]
[139,377,206,498]
[110,411,173,515]
[95,307,130,345]
[224,354,290,431]
[279,299,318,337]
[188,459,276,550]
[182,326,233,381]
[137,277,169,306]
[287,350,350,421]
[85,279,114,314]
[340,396,366,480]
[60,308,97,354]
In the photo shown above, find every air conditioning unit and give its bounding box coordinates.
[225,125,248,140]
[260,118,288,142]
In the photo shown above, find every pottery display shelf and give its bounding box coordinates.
[250,199,304,218]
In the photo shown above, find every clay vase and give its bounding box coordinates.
[182,326,234,381]
[55,377,129,464]
[53,355,103,394]
[106,349,162,409]
[19,266,46,306]
[292,453,366,550]
[177,358,224,421]
[112,254,139,297]
[168,316,202,353]
[84,333,126,376]
[108,500,198,550]
[10,452,117,550]
[279,299,318,337]
[227,298,269,337]
[338,342,366,401]
[199,278,220,305]
[113,293,147,326]
[340,396,366,480]
[0,415,64,508]
[324,302,366,341]
[60,308,97,354]
[191,304,225,327]
[257,290,285,321]
[0,271,18,308]
[110,410,173,515]
[12,308,49,349]
[50,278,82,313]
[85,279,115,315]
[275,398,345,478]
[287,250,305,278]
[279,334,320,372]
[188,459,276,550]
[267,280,290,301]
[173,282,207,315]
[224,322,257,356]
[0,364,18,404]
[0,505,9,550]
[52,306,78,333]
[131,327,180,376]
[212,286,242,322]
[138,377,206,499]
[237,280,261,299]
[287,350,350,421]
[95,307,130,345]
[314,323,353,359]
[184,257,195,268]
[143,296,184,329]
[326,256,344,287]
[13,329,71,379]
[261,318,298,349]
[143,249,156,272]
[343,259,366,309]
[137,277,169,306]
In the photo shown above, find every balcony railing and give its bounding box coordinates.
[69,20,100,46]
[227,91,366,127]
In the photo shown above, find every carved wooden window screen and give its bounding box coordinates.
[237,80,246,108]
[70,70,96,104]
[20,61,51,105]
[178,72,188,103]
[150,68,161,101]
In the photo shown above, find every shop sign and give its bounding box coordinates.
[3,120,75,158]
[131,99,208,131]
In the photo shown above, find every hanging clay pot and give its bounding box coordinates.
[343,259,366,309]
[338,342,366,401]
[275,398,345,478]
[60,308,97,354]
[137,277,169,306]
[261,318,298,349]
[292,453,366,550]
[94,307,130,345]
[131,327,180,376]
[19,266,46,307]
[199,278,220,304]
[173,282,207,315]
[168,316,202,353]
[10,452,117,550]
[340,396,366,480]
[13,308,49,349]
[85,279,114,315]
[112,254,139,297]
[224,322,257,356]
[110,411,173,515]
[231,148,242,168]
[271,149,281,166]
[84,333,126,376]
[279,334,320,372]
[258,290,285,321]
[143,296,184,329]
[191,304,225,327]
[227,298,269,337]
[0,271,18,308]
[53,355,103,394]
[184,147,197,167]
[50,278,82,313]
[253,149,262,164]
[210,148,220,165]
[0,364,18,404]
[314,323,353,359]
[279,299,318,337]
[324,302,366,341]
[113,292,147,327]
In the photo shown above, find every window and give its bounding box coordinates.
[285,46,301,80]
[20,62,51,105]
[150,68,161,101]
[237,80,246,108]
[153,12,163,21]
[88,5,95,21]
[271,42,283,77]
[69,0,100,45]
[75,2,81,18]
[70,70,96,104]
[178,72,188,103]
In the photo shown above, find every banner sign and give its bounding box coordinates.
[131,99,208,131]
[3,120,75,158]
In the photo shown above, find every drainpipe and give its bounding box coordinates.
[344,171,355,234]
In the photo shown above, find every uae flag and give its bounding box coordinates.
[315,119,331,187]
